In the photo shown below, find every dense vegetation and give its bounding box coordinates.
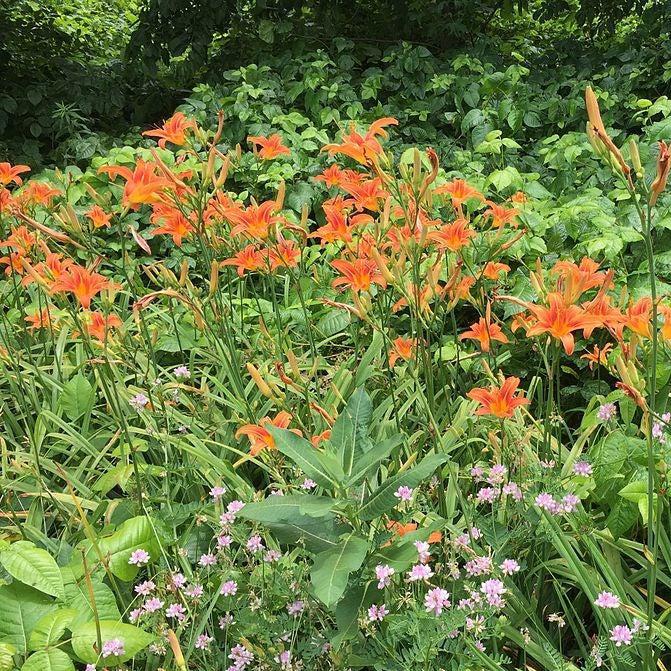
[1,2,671,670]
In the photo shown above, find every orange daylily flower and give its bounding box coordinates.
[482,261,510,280]
[620,297,652,339]
[341,177,387,212]
[311,430,332,447]
[220,245,266,277]
[23,252,73,288]
[98,160,172,210]
[511,191,528,204]
[428,219,476,252]
[0,162,30,186]
[331,258,386,292]
[581,291,623,337]
[203,192,244,226]
[83,310,123,342]
[51,265,119,310]
[322,117,398,165]
[236,411,301,457]
[310,204,355,245]
[0,251,25,276]
[517,293,600,355]
[434,179,483,209]
[389,337,416,368]
[459,308,509,353]
[552,257,606,303]
[268,239,301,270]
[444,272,475,304]
[581,343,613,370]
[86,205,112,229]
[386,520,418,538]
[227,201,285,240]
[1,226,36,253]
[142,112,197,148]
[19,181,61,207]
[314,165,362,188]
[150,203,195,246]
[25,308,55,332]
[467,376,529,419]
[0,188,16,214]
[247,133,291,160]
[483,201,519,228]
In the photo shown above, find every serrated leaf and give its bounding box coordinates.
[22,649,74,671]
[310,534,369,607]
[358,454,448,520]
[72,621,154,664]
[0,541,65,599]
[28,609,76,650]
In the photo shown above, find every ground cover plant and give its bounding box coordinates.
[1,84,671,670]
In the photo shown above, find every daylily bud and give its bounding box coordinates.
[167,630,186,671]
[370,246,395,285]
[629,138,643,176]
[208,259,219,296]
[275,181,285,211]
[650,140,670,206]
[584,86,630,176]
[179,259,189,286]
[246,362,275,398]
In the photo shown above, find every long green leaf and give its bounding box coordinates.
[310,534,369,607]
[269,427,339,489]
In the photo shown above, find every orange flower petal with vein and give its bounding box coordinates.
[467,376,529,418]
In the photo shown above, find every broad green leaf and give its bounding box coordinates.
[0,643,16,671]
[261,515,349,553]
[72,621,154,664]
[59,374,94,421]
[329,387,372,478]
[0,583,57,654]
[311,534,369,607]
[29,609,76,650]
[0,541,65,599]
[269,427,339,489]
[21,649,74,671]
[605,499,638,539]
[64,579,120,629]
[358,454,448,520]
[332,582,376,648]
[87,516,160,581]
[239,495,339,523]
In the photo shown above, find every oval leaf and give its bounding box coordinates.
[0,542,65,599]
[72,621,154,664]
[22,649,74,671]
